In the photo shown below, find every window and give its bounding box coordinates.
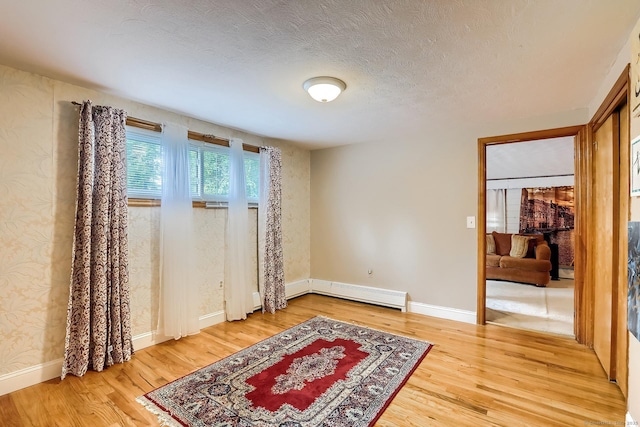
[126,127,259,203]
[244,152,260,201]
[126,128,162,199]
[188,142,229,201]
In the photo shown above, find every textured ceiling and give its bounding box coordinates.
[0,1,639,149]
[486,137,575,180]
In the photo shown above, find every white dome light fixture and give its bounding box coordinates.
[303,76,346,103]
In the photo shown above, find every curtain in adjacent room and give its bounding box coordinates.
[158,123,199,339]
[258,146,286,313]
[225,139,254,321]
[62,101,132,379]
[486,188,507,233]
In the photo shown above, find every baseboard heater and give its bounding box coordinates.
[255,279,407,312]
[309,279,407,312]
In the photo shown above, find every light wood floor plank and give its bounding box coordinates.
[2,294,625,426]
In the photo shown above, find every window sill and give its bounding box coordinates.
[128,198,161,207]
[128,198,257,209]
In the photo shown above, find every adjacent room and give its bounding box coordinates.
[1,1,640,426]
[485,137,576,336]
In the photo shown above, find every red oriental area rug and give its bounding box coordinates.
[137,316,432,426]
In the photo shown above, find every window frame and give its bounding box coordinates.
[189,141,231,203]
[125,126,260,207]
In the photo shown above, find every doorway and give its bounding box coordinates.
[477,66,630,396]
[484,137,576,336]
[477,126,584,338]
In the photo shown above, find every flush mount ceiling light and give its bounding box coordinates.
[303,76,347,103]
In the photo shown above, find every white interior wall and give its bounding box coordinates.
[311,107,588,313]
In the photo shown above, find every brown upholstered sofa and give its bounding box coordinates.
[486,232,552,287]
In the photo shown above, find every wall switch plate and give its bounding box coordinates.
[466,216,476,228]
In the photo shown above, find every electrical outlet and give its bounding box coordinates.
[466,216,476,229]
[219,280,223,288]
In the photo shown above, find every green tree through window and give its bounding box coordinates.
[126,135,162,198]
[126,128,259,202]
[244,155,260,200]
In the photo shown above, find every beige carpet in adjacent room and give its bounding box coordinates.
[485,278,574,336]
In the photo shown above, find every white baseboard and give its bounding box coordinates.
[0,310,226,396]
[131,331,162,350]
[252,291,261,311]
[132,310,226,351]
[286,279,312,299]
[0,358,64,397]
[199,310,226,329]
[252,280,312,310]
[408,301,476,324]
[627,412,637,426]
[299,279,474,324]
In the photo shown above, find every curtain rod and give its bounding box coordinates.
[71,101,260,153]
[188,131,260,153]
[71,101,162,132]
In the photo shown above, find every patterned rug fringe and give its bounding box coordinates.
[315,315,431,344]
[136,396,183,427]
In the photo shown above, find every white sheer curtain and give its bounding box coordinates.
[486,188,507,233]
[258,146,286,313]
[225,138,254,321]
[158,123,199,339]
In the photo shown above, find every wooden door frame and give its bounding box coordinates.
[575,65,629,349]
[477,125,586,341]
[477,65,630,349]
[589,65,630,388]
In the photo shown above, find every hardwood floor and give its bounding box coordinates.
[2,294,625,426]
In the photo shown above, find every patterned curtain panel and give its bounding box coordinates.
[258,147,286,313]
[62,101,133,379]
